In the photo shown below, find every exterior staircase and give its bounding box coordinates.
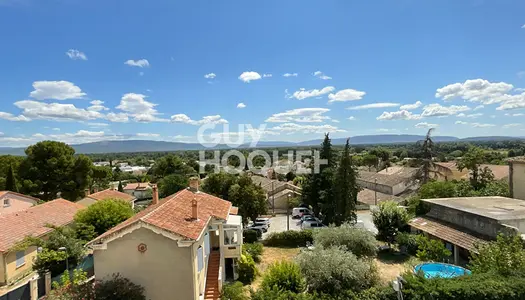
[204,251,221,300]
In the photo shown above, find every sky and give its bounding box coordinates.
[0,0,525,147]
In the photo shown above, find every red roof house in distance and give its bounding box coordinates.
[0,191,40,215]
[76,189,136,208]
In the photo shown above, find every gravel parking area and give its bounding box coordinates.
[262,214,301,238]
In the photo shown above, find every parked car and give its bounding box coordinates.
[301,220,326,229]
[246,223,268,233]
[255,217,271,227]
[292,207,312,219]
[298,215,318,225]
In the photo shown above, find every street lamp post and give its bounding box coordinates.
[58,247,68,272]
[287,193,291,231]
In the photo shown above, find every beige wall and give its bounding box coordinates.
[94,228,196,300]
[191,232,206,299]
[0,194,37,215]
[76,198,98,207]
[1,246,38,284]
[511,163,525,201]
[0,253,5,284]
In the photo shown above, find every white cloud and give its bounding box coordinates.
[347,103,400,110]
[263,74,272,78]
[420,103,471,117]
[29,80,86,100]
[87,100,109,112]
[52,128,60,131]
[283,73,298,77]
[270,123,345,134]
[455,120,495,128]
[400,101,422,110]
[515,88,525,92]
[503,123,522,129]
[32,133,46,138]
[171,114,228,125]
[455,121,468,125]
[124,59,150,68]
[328,89,366,103]
[238,71,262,83]
[14,100,102,121]
[106,112,129,123]
[65,49,87,60]
[0,112,31,122]
[376,110,421,121]
[474,105,485,111]
[87,122,109,127]
[415,122,438,128]
[347,116,356,120]
[237,102,246,108]
[510,113,524,117]
[116,93,167,122]
[265,108,331,123]
[204,73,216,79]
[291,86,335,100]
[495,92,525,110]
[136,133,160,137]
[313,71,332,80]
[457,113,483,118]
[436,79,514,104]
[376,128,397,132]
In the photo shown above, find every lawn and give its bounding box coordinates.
[374,250,419,282]
[250,246,301,290]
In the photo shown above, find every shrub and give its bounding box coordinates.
[405,197,430,217]
[74,199,134,235]
[263,230,313,247]
[395,232,419,255]
[237,252,257,284]
[251,287,314,300]
[94,273,146,300]
[469,234,525,276]
[243,243,263,263]
[243,229,260,244]
[296,246,379,295]
[221,281,248,300]
[313,223,377,258]
[416,235,451,262]
[372,201,409,245]
[261,261,306,293]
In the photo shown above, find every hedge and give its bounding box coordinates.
[263,230,313,247]
[243,229,260,244]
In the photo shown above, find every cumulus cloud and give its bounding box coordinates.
[204,73,216,79]
[237,103,246,108]
[474,105,485,111]
[65,49,87,60]
[87,122,109,127]
[400,101,422,110]
[328,89,366,103]
[106,112,129,123]
[0,112,31,122]
[29,81,86,100]
[270,123,344,134]
[377,110,421,120]
[348,116,356,120]
[291,86,335,100]
[265,108,331,123]
[435,79,514,104]
[495,92,525,110]
[124,59,150,68]
[415,122,438,128]
[14,100,102,121]
[283,73,298,77]
[313,71,332,80]
[116,93,167,122]
[87,100,109,112]
[455,120,495,128]
[420,103,471,117]
[238,71,262,83]
[171,114,228,125]
[457,113,483,118]
[347,103,399,110]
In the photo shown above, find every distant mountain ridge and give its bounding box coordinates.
[0,135,523,155]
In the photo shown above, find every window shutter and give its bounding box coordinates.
[197,247,203,272]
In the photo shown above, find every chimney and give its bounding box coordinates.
[189,177,200,192]
[151,185,159,205]
[191,198,198,220]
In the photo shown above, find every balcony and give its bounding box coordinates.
[220,215,242,258]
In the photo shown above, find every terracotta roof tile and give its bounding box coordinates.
[409,216,488,252]
[0,199,84,252]
[357,189,402,206]
[0,191,41,203]
[87,189,135,202]
[90,188,232,243]
[123,182,151,191]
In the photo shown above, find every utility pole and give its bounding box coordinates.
[374,178,378,206]
[272,181,275,215]
[287,193,291,231]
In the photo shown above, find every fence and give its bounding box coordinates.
[0,283,30,300]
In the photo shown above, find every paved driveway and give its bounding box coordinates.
[357,210,378,234]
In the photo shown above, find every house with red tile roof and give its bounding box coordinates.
[76,189,136,208]
[123,182,153,200]
[0,191,40,215]
[87,178,242,300]
[0,199,84,285]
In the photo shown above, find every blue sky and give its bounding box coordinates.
[0,0,525,147]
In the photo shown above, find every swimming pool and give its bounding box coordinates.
[414,263,471,278]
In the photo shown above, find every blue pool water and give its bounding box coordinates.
[414,263,471,278]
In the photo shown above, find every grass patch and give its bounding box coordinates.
[250,246,300,291]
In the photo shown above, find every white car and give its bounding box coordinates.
[292,207,312,219]
[255,217,271,227]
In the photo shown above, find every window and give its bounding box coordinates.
[3,199,10,207]
[197,246,204,272]
[224,229,238,246]
[15,251,25,268]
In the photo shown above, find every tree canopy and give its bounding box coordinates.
[74,199,134,235]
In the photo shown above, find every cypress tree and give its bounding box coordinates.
[5,164,18,192]
[333,139,359,225]
[118,180,124,192]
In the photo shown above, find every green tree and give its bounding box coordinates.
[333,139,360,225]
[18,141,92,201]
[372,201,409,245]
[419,181,457,199]
[419,128,436,184]
[118,180,124,192]
[362,154,378,171]
[150,154,195,179]
[228,175,267,223]
[158,174,188,197]
[91,166,113,192]
[5,164,18,192]
[457,146,493,189]
[201,172,238,200]
[285,171,296,182]
[469,234,525,276]
[74,199,134,235]
[416,235,451,262]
